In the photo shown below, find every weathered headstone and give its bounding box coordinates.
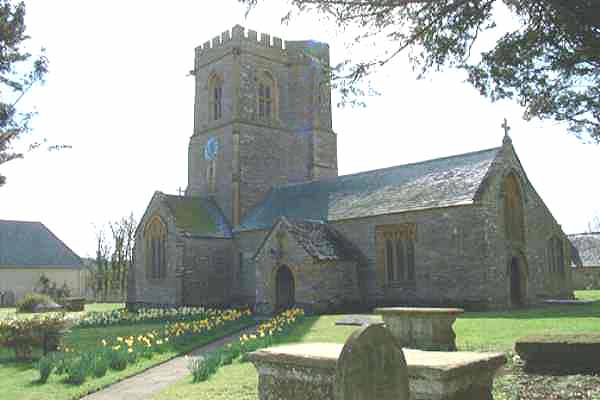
[248,323,410,400]
[335,323,410,400]
[3,290,15,307]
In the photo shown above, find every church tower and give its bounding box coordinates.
[187,25,338,225]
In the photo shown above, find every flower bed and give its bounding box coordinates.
[34,308,254,385]
[0,313,74,360]
[188,308,305,383]
[76,306,212,328]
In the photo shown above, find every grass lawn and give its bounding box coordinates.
[0,304,254,400]
[153,290,600,400]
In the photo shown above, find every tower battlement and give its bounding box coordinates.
[194,25,329,67]
[196,25,285,53]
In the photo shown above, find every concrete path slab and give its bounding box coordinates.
[81,325,257,400]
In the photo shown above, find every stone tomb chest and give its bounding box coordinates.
[376,307,464,351]
[249,323,410,400]
[249,324,506,400]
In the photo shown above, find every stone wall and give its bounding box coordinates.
[332,205,495,309]
[181,237,234,307]
[571,267,600,290]
[188,26,338,222]
[247,222,359,314]
[478,143,573,303]
[188,126,234,222]
[131,194,183,306]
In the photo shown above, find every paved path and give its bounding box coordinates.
[82,325,257,400]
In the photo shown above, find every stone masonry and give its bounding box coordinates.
[128,26,573,313]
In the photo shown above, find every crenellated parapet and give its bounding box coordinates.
[194,25,329,69]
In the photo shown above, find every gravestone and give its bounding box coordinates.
[249,323,410,400]
[3,291,15,307]
[335,323,410,400]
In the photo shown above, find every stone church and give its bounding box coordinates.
[128,25,573,313]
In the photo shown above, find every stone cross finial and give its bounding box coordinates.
[502,118,512,145]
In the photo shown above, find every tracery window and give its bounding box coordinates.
[377,224,416,285]
[208,74,223,121]
[258,72,275,121]
[548,235,564,274]
[145,216,167,280]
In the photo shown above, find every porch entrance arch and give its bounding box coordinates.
[275,265,295,312]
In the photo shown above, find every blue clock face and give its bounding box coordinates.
[204,137,219,161]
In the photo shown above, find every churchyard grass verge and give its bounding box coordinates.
[187,308,304,383]
[32,308,252,385]
[0,306,255,400]
[154,291,600,400]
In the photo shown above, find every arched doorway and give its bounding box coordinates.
[509,256,526,307]
[275,265,295,312]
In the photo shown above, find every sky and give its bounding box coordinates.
[1,0,598,258]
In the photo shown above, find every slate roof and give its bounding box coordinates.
[568,232,600,267]
[163,195,232,238]
[281,218,364,262]
[0,220,82,268]
[239,147,501,231]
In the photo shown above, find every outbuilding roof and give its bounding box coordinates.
[0,220,82,268]
[569,232,600,267]
[239,147,501,231]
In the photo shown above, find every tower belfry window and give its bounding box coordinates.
[258,72,276,121]
[208,74,223,121]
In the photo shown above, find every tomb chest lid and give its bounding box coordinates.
[248,343,342,370]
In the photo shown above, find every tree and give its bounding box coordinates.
[0,0,49,186]
[90,214,136,301]
[241,0,600,142]
[588,214,600,233]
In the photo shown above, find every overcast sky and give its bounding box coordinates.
[2,0,598,258]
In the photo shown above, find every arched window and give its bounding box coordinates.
[145,216,167,280]
[382,229,416,284]
[503,173,525,243]
[258,72,276,121]
[208,74,223,121]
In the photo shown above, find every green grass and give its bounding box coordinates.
[152,290,600,400]
[0,310,254,400]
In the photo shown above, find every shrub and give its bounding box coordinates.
[109,349,128,371]
[188,356,211,383]
[16,293,54,313]
[188,353,221,383]
[220,349,235,365]
[65,356,90,385]
[35,275,71,304]
[0,313,71,361]
[93,352,109,378]
[37,354,55,383]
